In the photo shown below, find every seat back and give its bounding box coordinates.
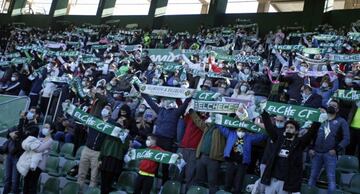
[62,182,80,194]
[45,156,59,173]
[215,190,231,194]
[61,160,77,176]
[300,184,318,194]
[50,141,59,155]
[337,155,359,173]
[117,171,138,192]
[186,186,209,194]
[84,187,101,194]
[242,174,260,192]
[60,143,74,157]
[349,173,360,190]
[162,180,181,194]
[43,177,60,194]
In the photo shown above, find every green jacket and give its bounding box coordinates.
[190,112,226,161]
[99,135,129,161]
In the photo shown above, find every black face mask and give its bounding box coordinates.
[284,132,295,139]
[327,106,337,114]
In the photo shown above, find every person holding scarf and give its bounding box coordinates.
[260,109,320,194]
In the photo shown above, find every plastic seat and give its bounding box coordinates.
[60,143,74,158]
[49,141,59,156]
[344,173,360,194]
[0,164,4,187]
[61,160,77,176]
[61,182,80,194]
[215,190,231,194]
[41,177,60,194]
[115,171,138,193]
[162,180,181,194]
[337,155,359,173]
[124,160,139,171]
[84,187,101,194]
[300,184,318,194]
[186,186,209,194]
[45,156,60,176]
[242,174,260,192]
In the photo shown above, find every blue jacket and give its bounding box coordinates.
[313,116,350,153]
[313,79,339,108]
[142,93,191,139]
[217,125,267,165]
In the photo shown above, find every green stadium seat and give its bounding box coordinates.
[215,190,231,194]
[125,160,139,171]
[61,182,80,194]
[60,143,74,158]
[186,186,209,194]
[242,174,260,192]
[162,180,181,194]
[49,141,59,156]
[337,155,359,173]
[84,187,101,194]
[61,160,77,177]
[115,171,138,193]
[0,164,4,187]
[344,173,360,194]
[41,177,60,194]
[45,156,60,176]
[300,184,318,194]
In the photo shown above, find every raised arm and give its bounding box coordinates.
[216,124,231,138]
[189,110,207,132]
[141,93,160,114]
[261,111,278,141]
[299,122,320,148]
[176,97,192,116]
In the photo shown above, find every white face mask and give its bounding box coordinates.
[322,82,329,88]
[101,109,110,118]
[26,112,35,120]
[11,76,16,81]
[275,121,285,128]
[244,69,250,74]
[42,128,50,136]
[145,140,152,147]
[345,78,353,85]
[321,66,328,71]
[240,86,247,93]
[300,66,307,72]
[237,131,245,139]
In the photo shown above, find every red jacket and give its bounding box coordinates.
[139,146,163,175]
[180,114,203,149]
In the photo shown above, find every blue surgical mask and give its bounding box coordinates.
[26,112,35,120]
[275,121,285,128]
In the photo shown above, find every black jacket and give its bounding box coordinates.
[251,74,271,98]
[261,111,320,192]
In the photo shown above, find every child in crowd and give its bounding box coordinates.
[134,135,163,194]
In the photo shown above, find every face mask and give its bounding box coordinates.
[11,76,16,81]
[82,81,86,86]
[110,81,117,86]
[244,69,250,74]
[322,83,329,88]
[284,132,295,139]
[240,86,247,93]
[327,106,337,114]
[173,80,178,86]
[319,112,328,122]
[26,112,35,120]
[84,72,91,77]
[302,92,309,100]
[147,66,153,71]
[237,131,245,139]
[345,78,353,85]
[321,66,328,71]
[300,66,307,72]
[42,128,50,136]
[101,109,110,118]
[145,140,152,147]
[275,121,285,128]
[138,107,145,113]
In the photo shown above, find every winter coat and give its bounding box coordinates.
[217,125,267,165]
[260,111,320,192]
[142,93,191,139]
[16,136,43,176]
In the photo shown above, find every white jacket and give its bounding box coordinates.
[16,136,43,176]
